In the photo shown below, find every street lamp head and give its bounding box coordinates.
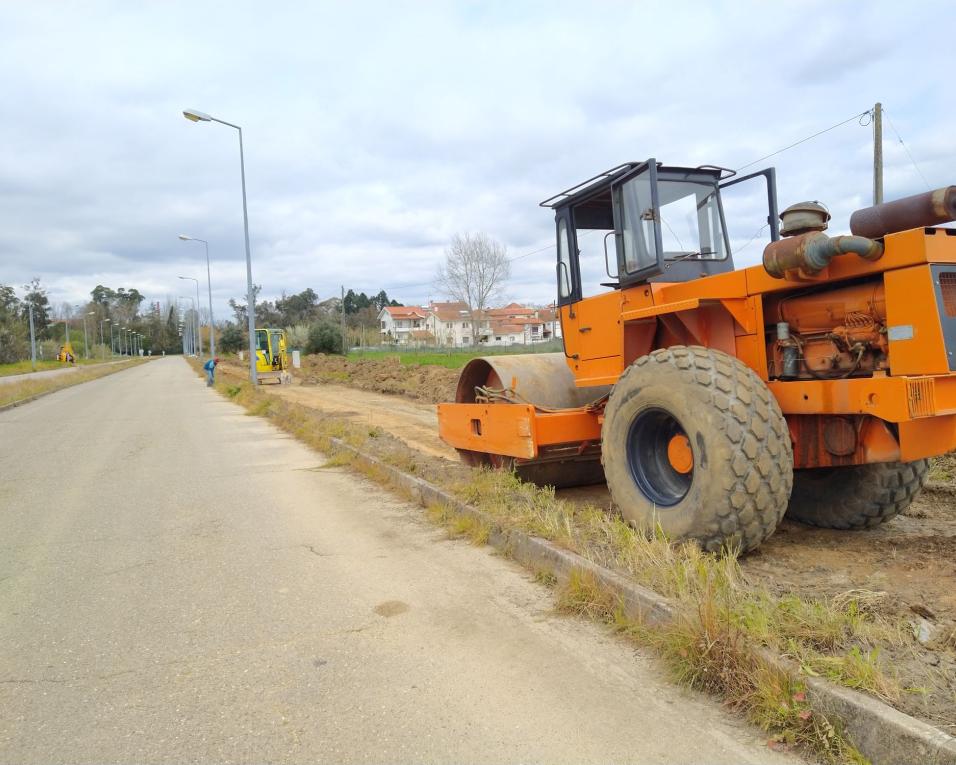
[178,276,188,280]
[183,109,212,123]
[178,234,191,241]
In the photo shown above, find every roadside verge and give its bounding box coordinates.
[201,361,956,765]
[0,359,147,412]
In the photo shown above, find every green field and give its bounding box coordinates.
[347,342,564,369]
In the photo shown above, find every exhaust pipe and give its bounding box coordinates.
[850,186,956,239]
[763,232,883,279]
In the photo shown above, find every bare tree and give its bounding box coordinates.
[436,232,510,346]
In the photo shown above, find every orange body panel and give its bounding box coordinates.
[884,265,950,375]
[439,228,956,468]
[436,402,602,460]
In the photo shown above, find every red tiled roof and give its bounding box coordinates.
[429,301,470,321]
[384,306,428,319]
[490,320,527,334]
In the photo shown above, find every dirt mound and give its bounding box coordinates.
[299,354,459,403]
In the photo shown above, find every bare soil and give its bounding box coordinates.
[298,354,459,403]
[235,354,956,732]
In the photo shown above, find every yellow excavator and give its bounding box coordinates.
[255,328,292,384]
[56,341,77,363]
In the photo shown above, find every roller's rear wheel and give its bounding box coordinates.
[786,460,929,529]
[601,346,793,553]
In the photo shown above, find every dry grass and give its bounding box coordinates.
[202,362,888,763]
[0,360,144,408]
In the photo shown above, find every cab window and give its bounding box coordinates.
[557,218,571,299]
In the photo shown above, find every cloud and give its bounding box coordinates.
[0,0,953,315]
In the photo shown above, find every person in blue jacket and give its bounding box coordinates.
[203,357,219,386]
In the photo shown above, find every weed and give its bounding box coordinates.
[556,568,622,623]
[449,513,491,545]
[802,647,900,704]
[320,451,356,468]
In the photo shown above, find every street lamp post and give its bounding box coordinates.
[100,319,110,360]
[183,108,256,383]
[178,235,215,359]
[83,310,94,360]
[108,321,115,357]
[179,296,197,355]
[28,304,37,371]
[178,275,202,356]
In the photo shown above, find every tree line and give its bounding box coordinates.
[0,278,201,363]
[0,229,509,363]
[221,286,403,355]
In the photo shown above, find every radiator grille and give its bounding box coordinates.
[907,378,936,419]
[940,272,956,317]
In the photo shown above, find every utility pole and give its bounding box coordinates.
[341,285,347,355]
[82,311,92,359]
[28,304,36,371]
[873,101,883,205]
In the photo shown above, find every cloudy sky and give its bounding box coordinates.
[1,1,953,319]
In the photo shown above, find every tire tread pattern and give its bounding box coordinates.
[786,459,929,529]
[602,346,793,552]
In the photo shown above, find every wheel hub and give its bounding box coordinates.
[625,408,693,507]
[666,434,694,474]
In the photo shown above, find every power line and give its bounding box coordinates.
[884,109,932,191]
[381,240,559,293]
[509,242,553,261]
[736,109,871,172]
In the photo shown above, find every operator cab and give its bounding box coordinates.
[541,159,780,304]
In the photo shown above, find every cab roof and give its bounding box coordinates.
[539,161,731,210]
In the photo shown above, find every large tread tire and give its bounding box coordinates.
[601,346,793,553]
[786,459,929,529]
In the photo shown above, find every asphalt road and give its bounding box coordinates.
[0,358,802,764]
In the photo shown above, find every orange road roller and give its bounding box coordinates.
[438,159,956,552]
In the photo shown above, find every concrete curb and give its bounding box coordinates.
[325,434,956,765]
[0,391,48,413]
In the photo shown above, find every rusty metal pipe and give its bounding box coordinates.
[850,186,956,238]
[763,232,883,279]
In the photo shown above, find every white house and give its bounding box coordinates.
[425,301,492,347]
[379,301,562,347]
[378,306,431,345]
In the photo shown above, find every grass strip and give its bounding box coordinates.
[0,360,145,409]
[0,358,116,377]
